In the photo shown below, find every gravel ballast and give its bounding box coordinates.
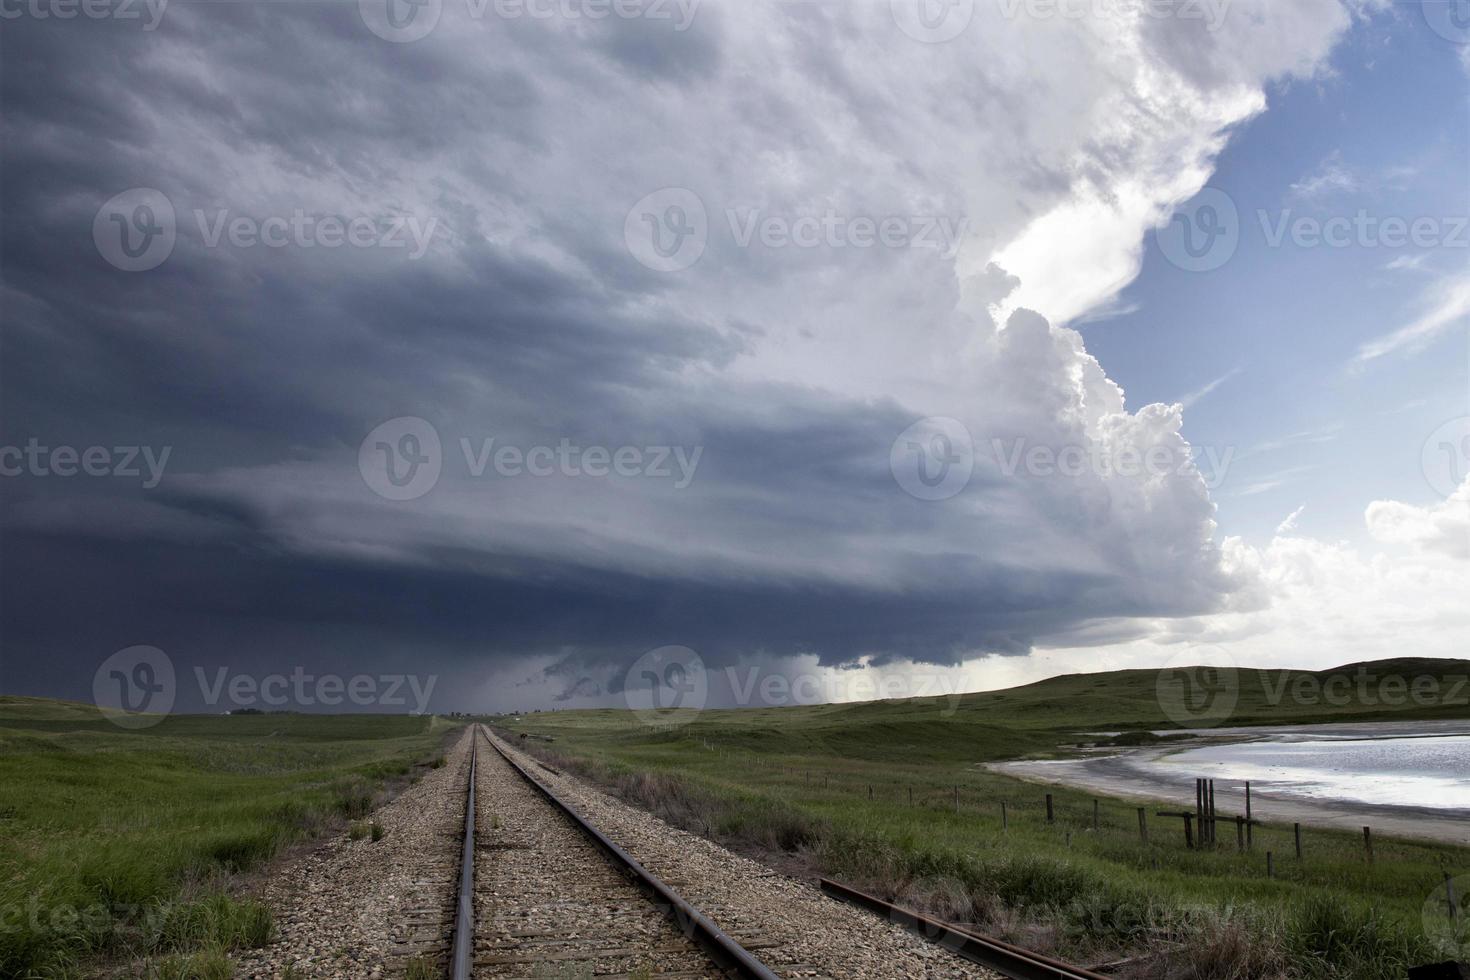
[488,732,1000,980]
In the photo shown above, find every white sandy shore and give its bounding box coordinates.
[986,720,1470,846]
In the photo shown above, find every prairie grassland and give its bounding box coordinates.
[0,697,458,979]
[501,659,1470,979]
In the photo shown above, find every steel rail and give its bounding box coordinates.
[487,736,781,980]
[818,878,1111,980]
[449,725,479,980]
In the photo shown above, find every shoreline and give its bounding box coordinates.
[986,721,1470,846]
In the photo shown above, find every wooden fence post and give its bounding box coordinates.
[1362,826,1373,864]
[954,786,960,813]
[1294,823,1302,860]
[1447,874,1459,923]
[1137,807,1148,844]
[1208,780,1217,844]
[1266,852,1274,878]
[1093,799,1100,832]
[1245,782,1253,848]
[1046,793,1054,824]
[908,786,913,806]
[1235,815,1245,852]
[1001,801,1009,831]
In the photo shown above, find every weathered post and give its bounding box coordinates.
[1195,779,1203,837]
[1267,852,1274,878]
[1046,793,1054,824]
[1294,823,1302,860]
[908,786,913,806]
[1184,812,1195,849]
[954,785,960,813]
[1137,807,1148,843]
[1245,782,1253,848]
[1447,874,1459,923]
[1208,780,1217,845]
[1001,801,1009,831]
[1362,826,1373,864]
[1236,815,1245,852]
[868,784,873,800]
[1093,798,1100,832]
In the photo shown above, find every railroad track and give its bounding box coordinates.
[444,725,1104,980]
[456,725,778,979]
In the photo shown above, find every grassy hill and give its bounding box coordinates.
[505,657,1470,764]
[499,658,1470,978]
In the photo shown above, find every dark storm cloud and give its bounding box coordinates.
[0,0,1254,711]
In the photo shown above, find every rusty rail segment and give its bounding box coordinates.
[488,736,782,980]
[819,878,1111,980]
[449,726,479,980]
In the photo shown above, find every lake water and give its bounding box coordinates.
[1152,731,1470,810]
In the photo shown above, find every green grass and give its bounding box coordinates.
[0,697,460,979]
[500,658,1470,979]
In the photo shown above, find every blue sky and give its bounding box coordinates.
[1091,4,1469,547]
